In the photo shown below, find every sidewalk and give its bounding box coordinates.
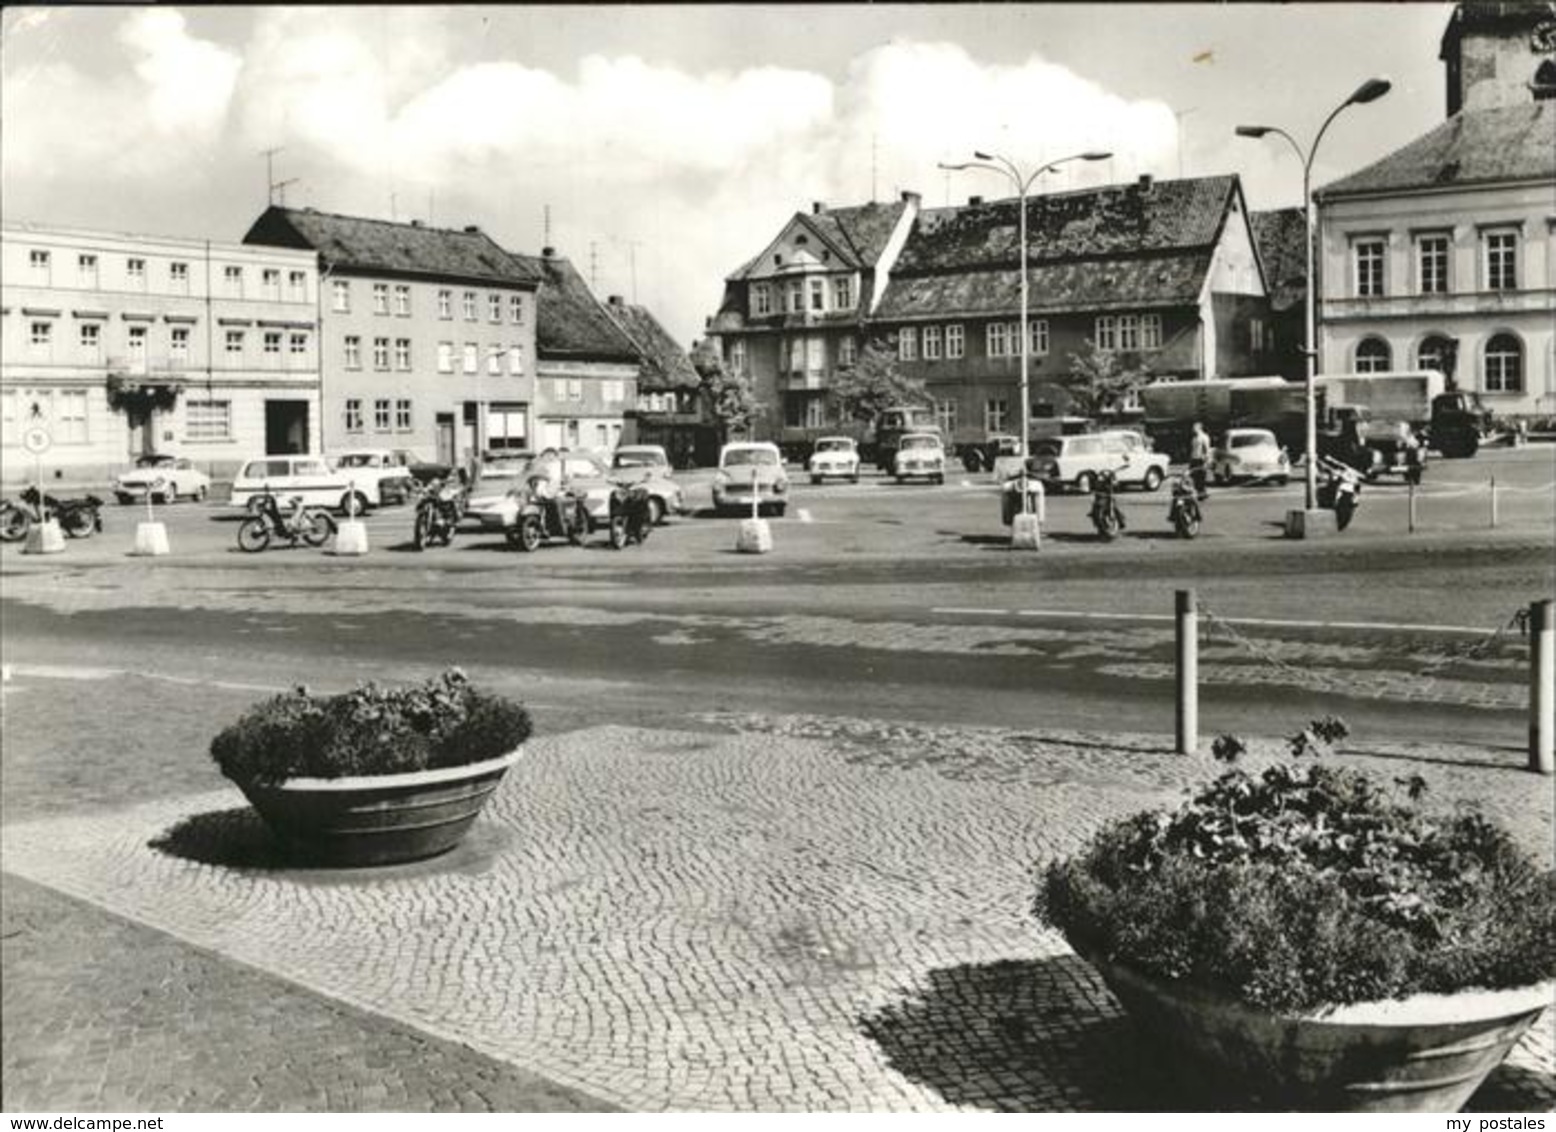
[2,669,1551,1112]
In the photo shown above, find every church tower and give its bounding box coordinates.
[1439,1,1556,115]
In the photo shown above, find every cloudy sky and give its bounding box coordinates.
[3,4,1454,343]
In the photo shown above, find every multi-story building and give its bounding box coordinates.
[1249,208,1310,383]
[709,177,1276,450]
[603,294,715,466]
[1,223,320,485]
[1315,1,1556,418]
[511,248,641,453]
[243,207,541,467]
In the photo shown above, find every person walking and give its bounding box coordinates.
[1188,421,1211,500]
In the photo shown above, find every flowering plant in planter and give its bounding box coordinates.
[211,669,531,867]
[1034,718,1556,1110]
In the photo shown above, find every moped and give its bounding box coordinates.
[236,489,337,552]
[413,477,466,550]
[1089,469,1126,541]
[506,474,590,553]
[1167,473,1202,539]
[1317,456,1364,531]
[21,486,103,538]
[0,497,33,543]
[605,482,653,549]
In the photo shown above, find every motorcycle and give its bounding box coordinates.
[236,489,337,552]
[1167,473,1202,539]
[413,477,466,550]
[606,482,653,549]
[20,486,103,539]
[1317,456,1364,531]
[505,474,590,553]
[1089,469,1126,541]
[1,497,33,543]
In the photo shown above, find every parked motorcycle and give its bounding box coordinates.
[413,477,466,550]
[1317,456,1364,531]
[505,475,590,552]
[20,486,103,539]
[1167,473,1202,539]
[1089,469,1126,540]
[1,497,33,543]
[236,489,337,552]
[606,483,653,549]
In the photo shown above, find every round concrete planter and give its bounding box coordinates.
[1087,952,1551,1112]
[238,748,522,867]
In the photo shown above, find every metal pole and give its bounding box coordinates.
[1407,480,1416,534]
[1018,173,1030,511]
[1303,162,1318,511]
[1531,599,1553,775]
[1176,589,1198,755]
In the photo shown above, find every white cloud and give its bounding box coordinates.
[119,10,241,135]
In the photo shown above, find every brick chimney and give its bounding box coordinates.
[463,224,480,233]
[900,190,921,205]
[608,295,624,306]
[968,195,984,206]
[1137,174,1154,191]
[812,201,826,214]
[542,246,556,258]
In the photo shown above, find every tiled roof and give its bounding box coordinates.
[603,298,701,390]
[1249,208,1308,314]
[726,200,908,279]
[1320,103,1556,197]
[242,206,542,286]
[876,176,1238,320]
[505,251,641,363]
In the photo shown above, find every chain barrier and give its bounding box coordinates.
[1198,602,1531,701]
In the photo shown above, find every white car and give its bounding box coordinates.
[807,437,861,483]
[1028,430,1169,493]
[466,450,687,531]
[329,449,420,506]
[893,433,946,484]
[229,455,366,515]
[113,455,210,504]
[1212,428,1291,485]
[713,442,789,517]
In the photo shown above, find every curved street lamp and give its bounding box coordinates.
[1236,77,1391,512]
[937,150,1112,476]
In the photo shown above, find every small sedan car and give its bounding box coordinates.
[612,444,671,474]
[1212,428,1291,485]
[893,432,946,484]
[713,442,789,517]
[114,454,211,504]
[467,450,686,531]
[807,437,861,483]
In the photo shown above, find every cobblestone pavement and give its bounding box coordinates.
[4,710,1551,1112]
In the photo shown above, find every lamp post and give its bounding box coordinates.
[1236,77,1390,511]
[938,150,1111,471]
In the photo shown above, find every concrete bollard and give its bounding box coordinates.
[1407,481,1417,534]
[1285,507,1338,539]
[333,519,370,556]
[1490,475,1499,529]
[23,519,65,555]
[1176,589,1198,755]
[796,508,813,524]
[1010,512,1041,550]
[1531,599,1553,775]
[736,517,772,554]
[132,521,170,556]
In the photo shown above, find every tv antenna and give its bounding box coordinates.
[262,147,293,205]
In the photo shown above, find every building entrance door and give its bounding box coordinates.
[264,400,310,455]
[435,413,456,467]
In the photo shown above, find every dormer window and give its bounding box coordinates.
[795,235,808,246]
[774,255,783,267]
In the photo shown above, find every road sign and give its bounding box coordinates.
[21,426,52,455]
[25,399,50,424]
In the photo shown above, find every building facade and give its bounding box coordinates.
[243,207,541,468]
[603,294,716,466]
[708,178,1276,450]
[1,223,320,485]
[1316,2,1556,418]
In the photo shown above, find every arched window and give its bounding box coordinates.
[1417,334,1456,375]
[1535,59,1556,101]
[1484,333,1523,393]
[1355,337,1392,373]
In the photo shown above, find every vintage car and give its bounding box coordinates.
[228,456,366,515]
[328,449,422,506]
[807,437,861,483]
[1027,430,1169,493]
[113,454,211,504]
[893,432,946,484]
[611,444,672,474]
[466,449,685,531]
[712,442,789,517]
[1211,428,1291,485]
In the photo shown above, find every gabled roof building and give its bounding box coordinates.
[604,294,717,466]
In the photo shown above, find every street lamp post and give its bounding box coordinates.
[1236,77,1390,512]
[938,150,1111,483]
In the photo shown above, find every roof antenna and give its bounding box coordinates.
[589,241,599,290]
[262,146,286,205]
[871,135,878,203]
[543,204,552,247]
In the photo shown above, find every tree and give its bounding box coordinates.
[1058,338,1152,418]
[828,339,928,423]
[691,340,763,441]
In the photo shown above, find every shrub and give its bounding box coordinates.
[211,668,531,785]
[1035,722,1556,1013]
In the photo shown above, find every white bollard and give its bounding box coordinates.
[132,521,170,556]
[333,519,370,556]
[1010,512,1042,550]
[736,517,772,554]
[23,519,65,555]
[796,508,813,524]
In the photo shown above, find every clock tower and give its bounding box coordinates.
[1439,1,1556,115]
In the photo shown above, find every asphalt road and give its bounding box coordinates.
[3,445,1551,753]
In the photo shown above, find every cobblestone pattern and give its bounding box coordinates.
[4,720,1550,1112]
[1,876,613,1113]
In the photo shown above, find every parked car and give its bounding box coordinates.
[807,437,861,483]
[609,444,687,524]
[1211,428,1291,485]
[960,433,1023,472]
[1027,430,1169,493]
[893,432,946,484]
[229,455,367,515]
[462,463,533,532]
[467,449,686,532]
[611,444,672,474]
[712,442,789,517]
[113,454,211,504]
[328,449,421,505]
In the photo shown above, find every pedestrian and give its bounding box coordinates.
[1189,421,1211,499]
